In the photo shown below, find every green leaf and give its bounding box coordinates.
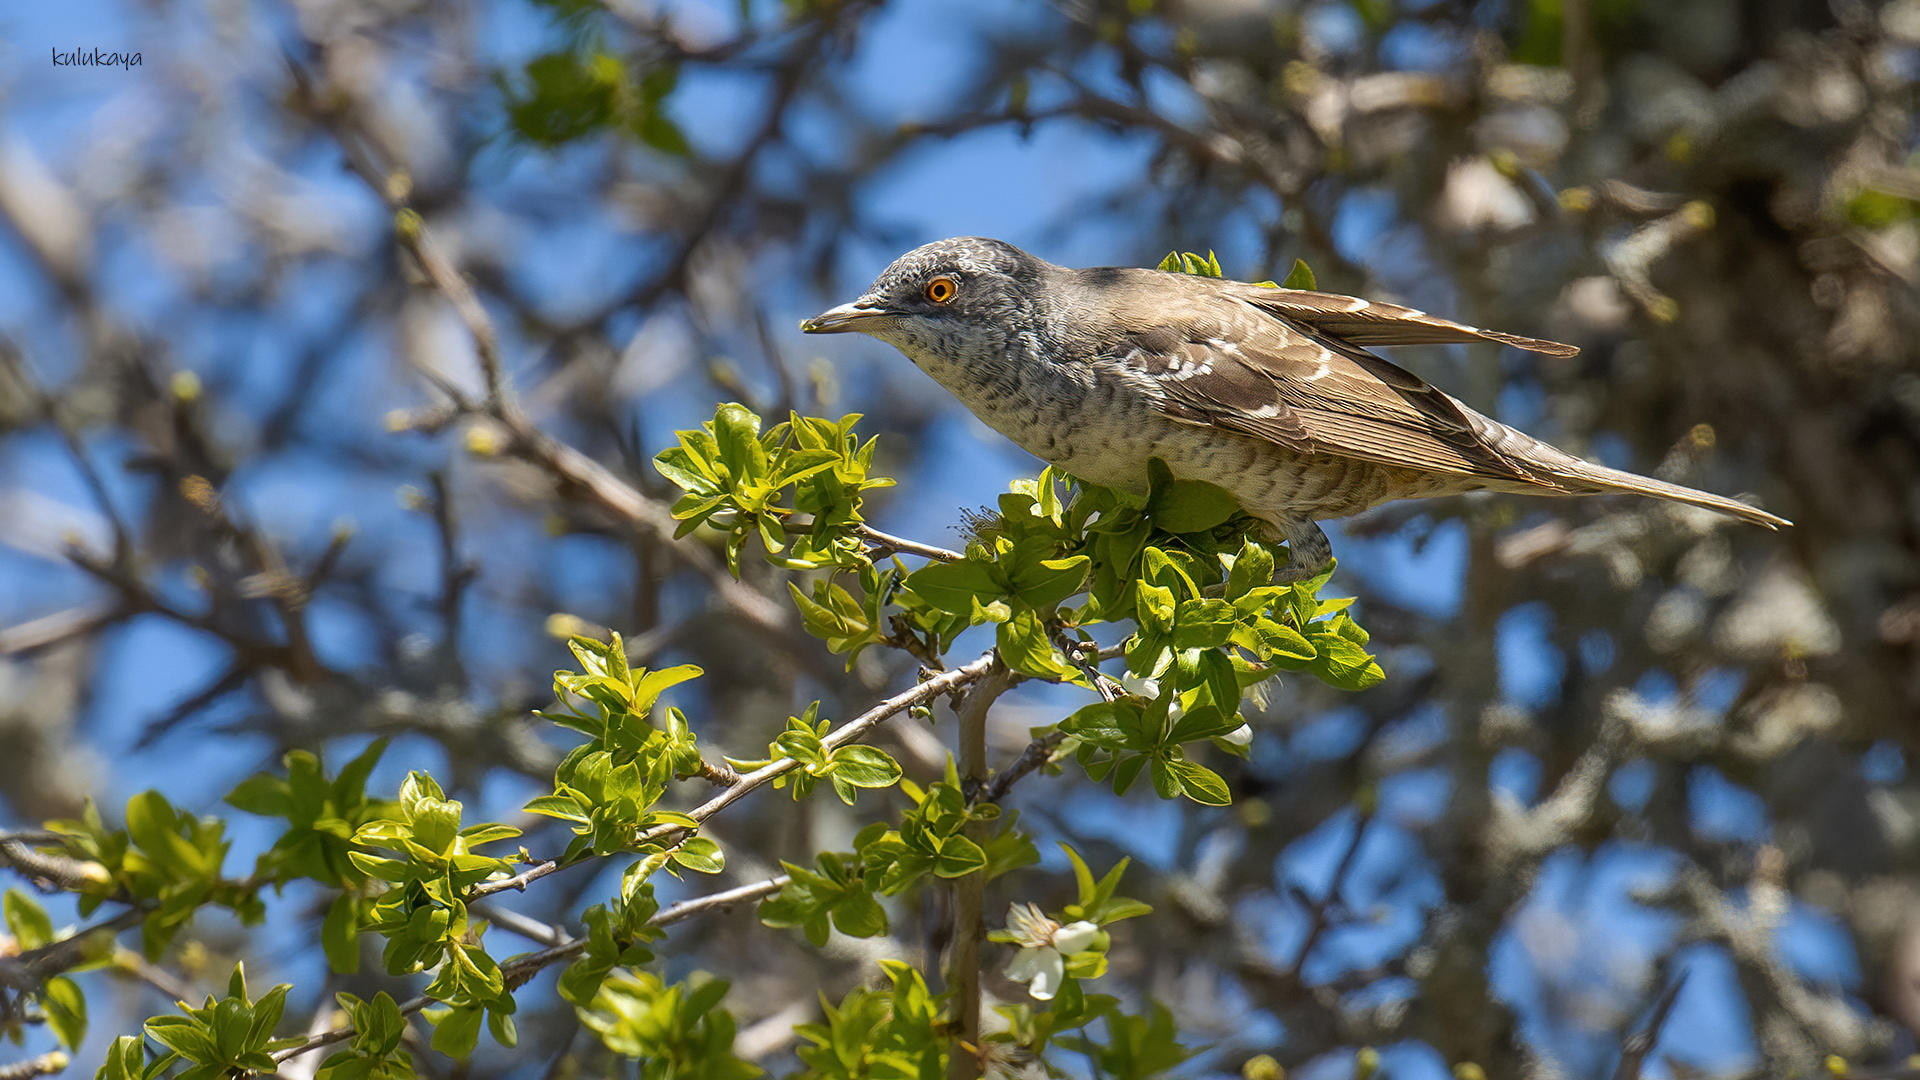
[829,891,889,939]
[671,837,726,875]
[997,608,1077,680]
[99,1035,148,1080]
[43,975,86,1049]
[4,888,54,950]
[1171,598,1237,650]
[1166,704,1240,744]
[224,773,292,818]
[1062,844,1100,908]
[1225,541,1276,599]
[1060,701,1135,749]
[431,1005,484,1059]
[1308,623,1385,691]
[503,52,620,147]
[1280,258,1317,291]
[907,560,1004,616]
[1165,758,1233,806]
[1143,459,1242,533]
[713,403,767,482]
[931,836,987,878]
[145,1016,215,1062]
[1236,617,1316,663]
[828,746,902,790]
[323,893,361,974]
[1012,554,1090,611]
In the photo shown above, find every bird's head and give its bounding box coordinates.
[801,237,1048,358]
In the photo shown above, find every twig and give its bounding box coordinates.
[284,56,793,639]
[0,908,147,990]
[1611,971,1689,1080]
[695,758,742,787]
[0,1052,69,1080]
[0,833,105,892]
[854,525,964,563]
[272,875,790,1066]
[470,653,1001,899]
[982,731,1068,804]
[1291,810,1372,973]
[473,903,573,948]
[947,658,1013,1080]
[628,653,1002,847]
[0,605,119,656]
[113,947,197,1003]
[655,875,790,926]
[983,641,1125,803]
[1051,631,1123,702]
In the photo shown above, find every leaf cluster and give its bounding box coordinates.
[48,792,261,959]
[655,405,894,573]
[528,635,722,876]
[727,701,903,805]
[500,44,687,153]
[3,890,90,1050]
[578,971,763,1080]
[100,964,298,1080]
[348,771,520,1011]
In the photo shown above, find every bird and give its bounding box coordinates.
[801,237,1789,580]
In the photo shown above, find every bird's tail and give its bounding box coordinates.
[1466,412,1791,528]
[1533,457,1791,529]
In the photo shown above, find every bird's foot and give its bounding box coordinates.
[1269,518,1332,584]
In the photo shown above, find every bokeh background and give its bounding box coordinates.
[2,0,1918,1077]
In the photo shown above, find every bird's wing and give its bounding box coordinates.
[1235,285,1581,357]
[1112,296,1562,484]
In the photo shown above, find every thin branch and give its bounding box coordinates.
[470,652,1001,899]
[1611,971,1689,1080]
[0,908,147,989]
[982,731,1067,804]
[655,875,790,926]
[272,875,790,1066]
[947,658,1012,1080]
[0,605,119,656]
[1291,810,1372,974]
[114,947,197,1003]
[0,833,106,892]
[0,1052,70,1080]
[473,903,574,949]
[854,525,964,563]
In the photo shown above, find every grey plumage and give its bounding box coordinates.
[803,237,1789,579]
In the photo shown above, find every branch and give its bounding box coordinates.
[0,1053,69,1080]
[983,641,1124,804]
[854,524,963,563]
[471,653,1001,899]
[285,57,791,638]
[0,605,119,656]
[947,658,1013,1080]
[0,907,147,990]
[271,875,790,1066]
[0,832,107,892]
[1611,971,1688,1080]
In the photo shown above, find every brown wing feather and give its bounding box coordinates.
[1236,286,1580,357]
[1112,295,1551,484]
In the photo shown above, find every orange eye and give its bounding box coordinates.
[924,276,957,304]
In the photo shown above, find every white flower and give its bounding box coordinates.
[1222,723,1253,747]
[1002,903,1098,1001]
[1118,674,1159,700]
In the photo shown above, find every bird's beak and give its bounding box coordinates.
[801,300,890,334]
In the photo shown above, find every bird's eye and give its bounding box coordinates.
[924,276,957,304]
